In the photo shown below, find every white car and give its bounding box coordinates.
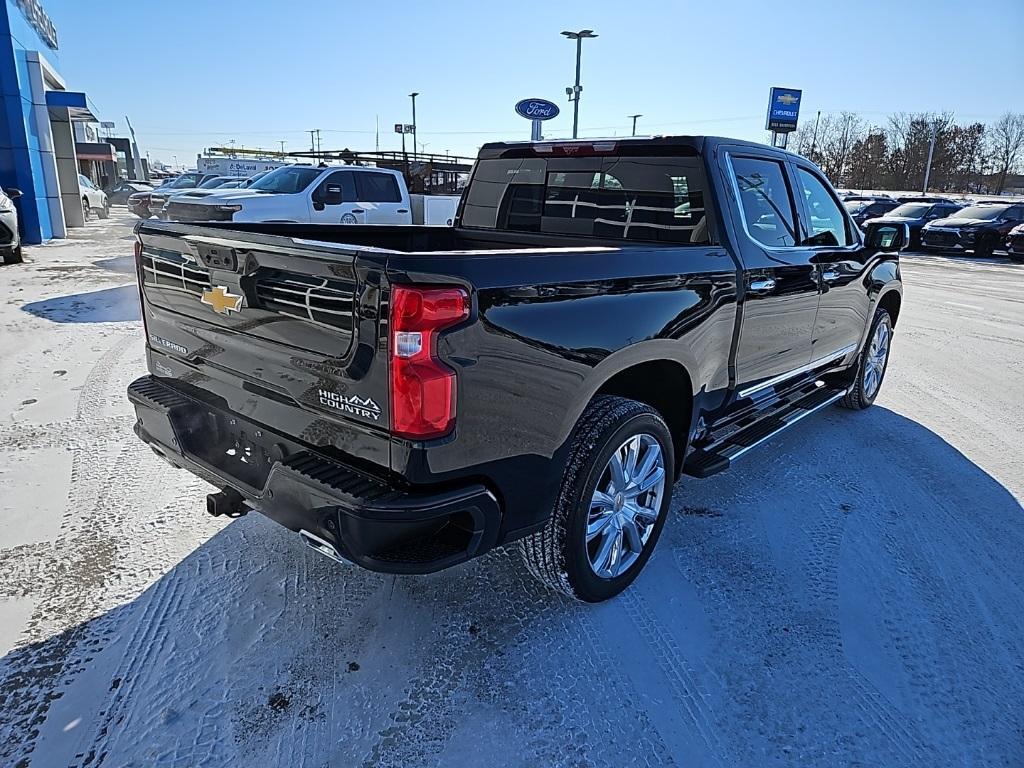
[162,164,458,226]
[78,174,109,220]
[1,186,22,264]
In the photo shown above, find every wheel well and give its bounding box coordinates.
[878,291,901,327]
[594,360,693,476]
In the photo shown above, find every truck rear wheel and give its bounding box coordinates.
[839,307,892,410]
[518,396,674,602]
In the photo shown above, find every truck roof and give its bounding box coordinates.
[478,135,799,160]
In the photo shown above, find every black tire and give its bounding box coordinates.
[973,233,995,258]
[2,245,22,265]
[839,307,893,410]
[82,197,91,222]
[518,396,675,602]
[98,204,110,219]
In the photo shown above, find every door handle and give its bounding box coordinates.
[351,208,364,214]
[748,278,777,294]
[822,270,841,282]
[397,208,409,213]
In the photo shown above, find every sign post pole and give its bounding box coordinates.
[531,119,542,142]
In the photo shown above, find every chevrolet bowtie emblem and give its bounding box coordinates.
[201,286,243,315]
[777,93,798,105]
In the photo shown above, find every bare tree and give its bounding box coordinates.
[987,112,1024,194]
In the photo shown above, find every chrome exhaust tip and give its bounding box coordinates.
[298,529,353,566]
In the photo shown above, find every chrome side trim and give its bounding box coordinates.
[738,343,857,399]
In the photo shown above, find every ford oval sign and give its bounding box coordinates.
[515,99,560,121]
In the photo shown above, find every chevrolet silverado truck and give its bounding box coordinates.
[128,136,906,602]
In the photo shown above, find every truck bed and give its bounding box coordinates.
[151,220,660,255]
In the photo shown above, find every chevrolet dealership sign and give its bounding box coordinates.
[14,0,58,50]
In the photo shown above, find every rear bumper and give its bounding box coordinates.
[128,375,501,574]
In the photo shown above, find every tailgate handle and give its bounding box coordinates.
[182,235,239,270]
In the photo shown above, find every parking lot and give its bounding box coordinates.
[0,211,1022,767]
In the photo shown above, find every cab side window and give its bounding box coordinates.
[355,172,402,203]
[795,168,851,247]
[730,156,797,248]
[312,171,356,204]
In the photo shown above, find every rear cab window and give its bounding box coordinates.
[461,148,711,245]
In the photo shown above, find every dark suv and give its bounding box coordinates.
[865,201,963,249]
[844,198,901,228]
[921,202,1024,256]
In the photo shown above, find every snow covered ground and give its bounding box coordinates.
[1,211,1022,767]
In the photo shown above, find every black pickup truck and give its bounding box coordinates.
[128,136,906,602]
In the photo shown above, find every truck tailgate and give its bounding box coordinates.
[135,223,392,474]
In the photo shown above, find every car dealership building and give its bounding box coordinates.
[1,0,104,243]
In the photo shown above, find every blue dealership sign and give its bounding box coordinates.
[515,99,560,121]
[765,87,802,132]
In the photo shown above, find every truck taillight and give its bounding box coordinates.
[389,285,469,439]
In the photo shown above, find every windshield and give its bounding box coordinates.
[166,175,201,189]
[198,177,232,189]
[889,204,931,218]
[953,205,1010,221]
[843,201,870,213]
[248,166,322,194]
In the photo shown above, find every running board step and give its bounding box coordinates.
[683,385,849,478]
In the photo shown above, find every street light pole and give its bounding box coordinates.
[409,92,419,160]
[628,113,642,136]
[561,29,598,139]
[923,120,938,193]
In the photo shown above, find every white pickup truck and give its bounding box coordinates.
[162,164,459,226]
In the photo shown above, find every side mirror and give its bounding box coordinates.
[4,188,22,200]
[322,185,344,206]
[864,222,909,252]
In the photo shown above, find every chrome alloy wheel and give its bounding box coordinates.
[863,321,890,399]
[586,433,666,579]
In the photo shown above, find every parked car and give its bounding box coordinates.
[107,180,154,205]
[1007,223,1024,263]
[841,193,894,202]
[921,202,1024,256]
[845,198,901,227]
[864,200,963,248]
[161,164,459,225]
[894,195,955,204]
[78,174,109,220]
[0,187,22,264]
[147,173,222,215]
[128,135,906,602]
[127,177,183,218]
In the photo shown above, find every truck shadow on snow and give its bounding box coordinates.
[20,285,141,323]
[2,406,1023,767]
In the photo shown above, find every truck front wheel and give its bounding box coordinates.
[519,396,674,602]
[839,307,893,410]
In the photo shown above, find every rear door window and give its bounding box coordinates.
[461,155,710,244]
[729,156,797,248]
[355,172,402,203]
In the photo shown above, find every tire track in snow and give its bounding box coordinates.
[0,334,153,767]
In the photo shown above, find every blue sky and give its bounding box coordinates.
[48,0,1024,166]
